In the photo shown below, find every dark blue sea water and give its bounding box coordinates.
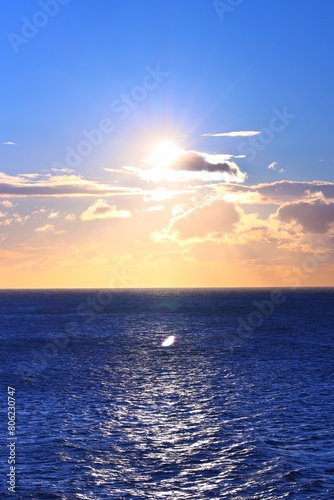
[1,288,334,499]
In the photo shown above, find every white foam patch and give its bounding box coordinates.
[161,335,175,347]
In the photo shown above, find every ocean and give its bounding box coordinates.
[1,288,334,499]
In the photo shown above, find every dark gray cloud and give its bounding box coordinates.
[172,200,240,239]
[173,151,247,182]
[254,180,334,202]
[277,198,334,233]
[213,180,334,204]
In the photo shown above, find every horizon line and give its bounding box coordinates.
[0,286,333,291]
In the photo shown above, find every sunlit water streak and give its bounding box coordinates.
[1,289,334,499]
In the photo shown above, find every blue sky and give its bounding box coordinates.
[1,0,334,287]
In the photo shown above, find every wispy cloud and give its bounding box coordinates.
[0,249,24,260]
[50,167,76,174]
[213,180,334,205]
[0,171,142,198]
[0,212,29,226]
[47,211,60,219]
[268,162,285,173]
[201,131,261,138]
[143,205,166,212]
[64,213,77,221]
[80,199,131,221]
[35,224,55,232]
[104,168,138,175]
[35,224,66,234]
[255,180,334,203]
[2,141,17,145]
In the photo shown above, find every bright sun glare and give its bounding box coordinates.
[162,335,176,347]
[149,140,182,167]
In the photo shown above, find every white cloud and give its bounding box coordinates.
[47,211,59,219]
[80,199,131,221]
[0,200,14,208]
[35,224,55,232]
[32,208,47,215]
[201,131,261,138]
[268,162,285,173]
[35,224,66,234]
[3,142,16,145]
[65,213,77,221]
[1,212,29,226]
[144,205,166,212]
[0,219,12,227]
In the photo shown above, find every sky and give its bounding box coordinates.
[1,0,334,288]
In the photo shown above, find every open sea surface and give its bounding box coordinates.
[1,288,334,499]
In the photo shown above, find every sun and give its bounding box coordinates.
[149,140,183,168]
